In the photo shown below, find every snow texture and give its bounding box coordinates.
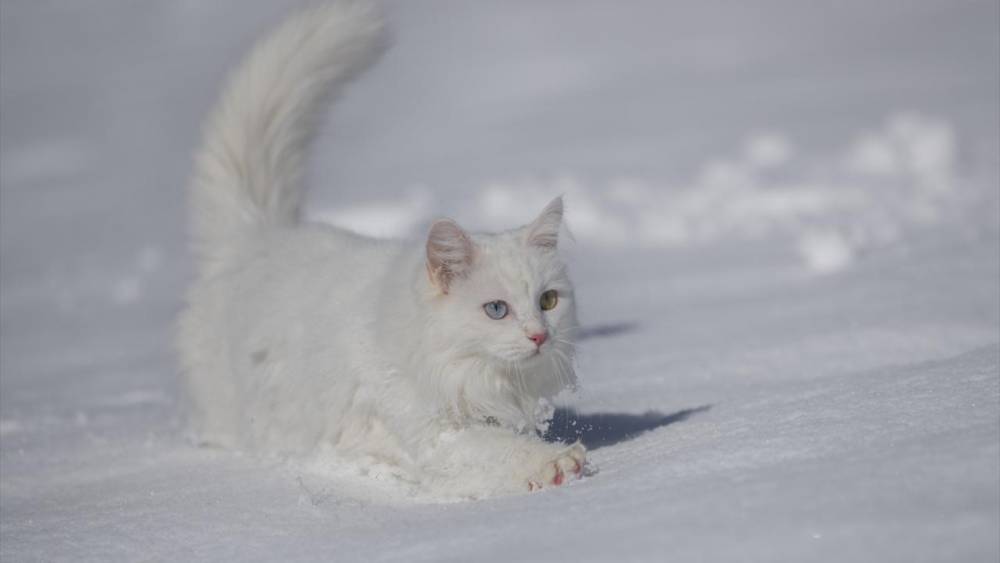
[1,1,998,561]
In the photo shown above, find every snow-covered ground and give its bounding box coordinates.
[2,1,998,560]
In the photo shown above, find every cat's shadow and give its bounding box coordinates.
[575,321,639,341]
[552,321,709,449]
[544,405,711,450]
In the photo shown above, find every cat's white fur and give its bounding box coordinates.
[178,2,585,496]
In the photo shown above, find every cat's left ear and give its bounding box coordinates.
[426,218,475,294]
[524,196,563,249]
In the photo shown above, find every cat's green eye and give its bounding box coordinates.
[539,289,558,311]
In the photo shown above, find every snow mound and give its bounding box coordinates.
[317,113,993,275]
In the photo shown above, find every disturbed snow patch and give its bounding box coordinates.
[292,440,587,504]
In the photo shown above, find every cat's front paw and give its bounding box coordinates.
[527,442,586,491]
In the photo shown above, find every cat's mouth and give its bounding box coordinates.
[493,340,559,363]
[521,345,548,361]
[493,348,543,364]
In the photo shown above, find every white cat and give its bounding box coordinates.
[177,2,586,496]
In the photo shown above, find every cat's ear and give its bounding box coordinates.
[426,219,475,293]
[524,196,563,249]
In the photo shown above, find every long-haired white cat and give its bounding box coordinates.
[178,2,586,497]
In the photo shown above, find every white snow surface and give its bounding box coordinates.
[1,1,998,561]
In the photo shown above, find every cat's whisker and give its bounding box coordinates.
[552,337,577,350]
[508,360,522,398]
[545,355,561,392]
[504,357,526,400]
[547,350,568,391]
[514,360,527,402]
[553,348,576,391]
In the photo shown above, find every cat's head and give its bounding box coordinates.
[424,197,578,382]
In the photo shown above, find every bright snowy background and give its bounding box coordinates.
[2,0,998,560]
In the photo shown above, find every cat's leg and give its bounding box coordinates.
[415,425,587,494]
[525,440,587,491]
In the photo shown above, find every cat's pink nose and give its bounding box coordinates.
[528,332,548,347]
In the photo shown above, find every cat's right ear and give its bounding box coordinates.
[426,219,475,294]
[524,196,563,249]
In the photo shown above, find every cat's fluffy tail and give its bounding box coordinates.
[189,2,386,269]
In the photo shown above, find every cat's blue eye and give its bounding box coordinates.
[483,300,509,320]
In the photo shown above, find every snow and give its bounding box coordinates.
[2,0,998,561]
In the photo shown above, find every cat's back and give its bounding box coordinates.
[180,224,407,451]
[232,224,405,317]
